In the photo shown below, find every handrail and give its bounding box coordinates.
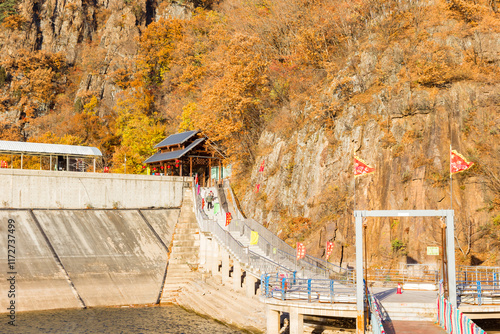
[222,181,353,280]
[438,283,486,334]
[367,288,386,334]
[260,273,356,303]
[457,279,500,305]
[192,185,292,277]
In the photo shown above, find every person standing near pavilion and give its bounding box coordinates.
[206,191,214,210]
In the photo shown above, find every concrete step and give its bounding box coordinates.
[172,234,199,241]
[169,258,200,265]
[381,302,437,321]
[173,228,200,234]
[171,246,200,252]
[173,239,200,247]
[176,218,198,227]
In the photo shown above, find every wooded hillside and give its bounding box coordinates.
[1,0,499,265]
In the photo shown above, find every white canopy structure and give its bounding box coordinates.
[0,140,102,172]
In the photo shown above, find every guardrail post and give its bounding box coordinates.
[265,275,270,297]
[281,277,286,301]
[477,281,482,306]
[261,274,265,296]
[330,280,334,303]
[307,279,312,302]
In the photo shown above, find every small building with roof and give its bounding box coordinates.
[143,130,225,186]
[0,140,102,172]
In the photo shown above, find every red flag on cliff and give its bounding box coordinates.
[450,150,474,174]
[259,160,265,172]
[325,242,334,260]
[255,184,261,192]
[225,212,232,226]
[296,243,306,260]
[354,157,375,177]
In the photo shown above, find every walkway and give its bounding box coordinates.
[384,321,446,334]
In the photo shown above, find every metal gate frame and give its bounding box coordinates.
[354,210,456,332]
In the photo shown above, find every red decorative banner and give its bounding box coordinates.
[259,160,265,172]
[450,150,474,174]
[202,198,205,209]
[325,241,334,260]
[296,242,306,260]
[225,212,232,226]
[255,184,261,192]
[354,156,375,177]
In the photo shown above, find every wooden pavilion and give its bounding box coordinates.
[143,130,225,186]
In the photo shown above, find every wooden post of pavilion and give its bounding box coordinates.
[208,158,212,187]
[189,157,193,177]
[179,161,183,177]
[218,159,222,185]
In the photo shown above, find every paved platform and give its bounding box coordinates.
[372,287,437,303]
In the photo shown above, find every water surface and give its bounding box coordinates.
[0,305,244,334]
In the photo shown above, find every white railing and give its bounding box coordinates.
[192,185,293,277]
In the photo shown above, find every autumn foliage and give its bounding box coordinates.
[0,0,498,175]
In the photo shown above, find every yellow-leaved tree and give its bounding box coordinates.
[192,33,270,170]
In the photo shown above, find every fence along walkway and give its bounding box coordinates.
[193,183,355,297]
[221,180,352,280]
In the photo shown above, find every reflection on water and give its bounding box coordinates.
[0,305,244,334]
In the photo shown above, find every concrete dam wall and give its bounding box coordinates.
[0,208,180,312]
[0,169,187,209]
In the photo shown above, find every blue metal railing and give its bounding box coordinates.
[260,273,356,303]
[457,279,500,305]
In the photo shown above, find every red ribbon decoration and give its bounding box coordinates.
[325,241,334,260]
[296,242,306,260]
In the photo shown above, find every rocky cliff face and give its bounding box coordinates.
[0,0,190,134]
[238,23,500,267]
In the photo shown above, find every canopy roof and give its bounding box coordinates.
[154,130,199,149]
[0,140,102,157]
[144,138,205,164]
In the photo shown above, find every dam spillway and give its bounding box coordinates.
[0,208,180,312]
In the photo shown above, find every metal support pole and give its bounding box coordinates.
[66,155,69,171]
[355,212,365,333]
[446,210,457,308]
[93,158,96,173]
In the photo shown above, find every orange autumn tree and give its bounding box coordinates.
[191,33,270,169]
[110,18,185,173]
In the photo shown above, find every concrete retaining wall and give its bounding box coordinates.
[0,211,82,312]
[0,208,180,312]
[0,169,187,209]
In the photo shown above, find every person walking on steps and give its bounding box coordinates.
[206,191,214,210]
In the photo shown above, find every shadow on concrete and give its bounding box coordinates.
[374,288,397,301]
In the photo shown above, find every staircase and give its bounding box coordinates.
[160,188,200,304]
[381,301,437,321]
